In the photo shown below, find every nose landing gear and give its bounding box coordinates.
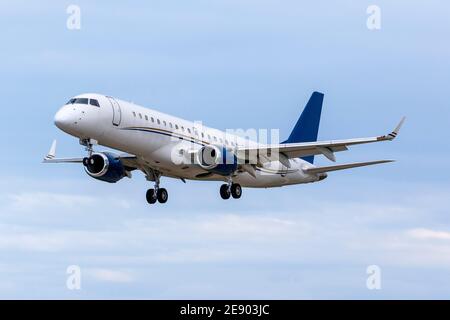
[79,138,97,156]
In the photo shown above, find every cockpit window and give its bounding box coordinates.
[89,99,100,107]
[75,98,89,104]
[66,98,89,105]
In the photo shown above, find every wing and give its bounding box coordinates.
[236,117,405,165]
[42,140,83,163]
[42,140,140,169]
[42,141,190,182]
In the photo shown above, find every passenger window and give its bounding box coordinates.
[214,136,217,142]
[175,124,179,130]
[181,126,185,132]
[169,123,173,128]
[157,119,160,125]
[187,128,191,134]
[132,112,136,117]
[201,133,204,138]
[145,115,148,121]
[89,99,100,107]
[163,121,166,126]
[208,134,211,140]
[139,113,143,119]
[151,117,154,123]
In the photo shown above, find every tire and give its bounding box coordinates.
[146,189,157,204]
[157,188,168,204]
[231,184,242,199]
[220,184,231,200]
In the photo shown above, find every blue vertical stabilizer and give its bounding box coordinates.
[283,91,324,164]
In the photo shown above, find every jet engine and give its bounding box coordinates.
[83,152,126,183]
[196,145,238,176]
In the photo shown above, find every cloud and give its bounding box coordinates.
[407,228,450,241]
[87,269,134,284]
[7,192,96,212]
[0,227,66,252]
[196,214,303,238]
[2,191,131,214]
[1,175,450,298]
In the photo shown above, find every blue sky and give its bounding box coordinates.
[0,0,449,299]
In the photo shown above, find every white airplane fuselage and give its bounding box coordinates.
[54,93,323,188]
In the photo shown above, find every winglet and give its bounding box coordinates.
[44,140,57,161]
[42,140,84,164]
[387,117,406,140]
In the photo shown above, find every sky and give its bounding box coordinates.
[0,0,449,299]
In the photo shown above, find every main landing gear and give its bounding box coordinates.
[146,188,168,204]
[220,180,242,200]
[145,170,168,205]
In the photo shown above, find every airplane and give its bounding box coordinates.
[44,91,404,205]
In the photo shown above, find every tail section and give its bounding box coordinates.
[283,91,324,164]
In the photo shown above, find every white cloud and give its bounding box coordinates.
[3,191,131,214]
[196,214,304,238]
[88,268,134,283]
[7,192,96,212]
[1,176,450,298]
[407,228,450,241]
[0,229,66,252]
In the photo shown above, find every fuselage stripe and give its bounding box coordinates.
[121,127,207,146]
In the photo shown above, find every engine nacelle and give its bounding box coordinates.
[196,145,238,176]
[83,152,126,183]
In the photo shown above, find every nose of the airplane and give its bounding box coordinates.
[54,106,72,130]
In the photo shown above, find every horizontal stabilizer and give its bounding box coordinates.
[305,160,394,174]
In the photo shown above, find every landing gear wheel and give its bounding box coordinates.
[157,188,168,203]
[231,184,242,199]
[220,184,231,200]
[146,189,157,204]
